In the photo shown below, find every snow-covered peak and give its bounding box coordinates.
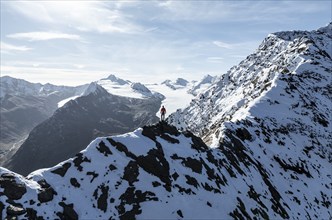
[82,82,108,96]
[200,74,214,84]
[130,82,151,93]
[102,74,129,85]
[170,23,331,138]
[161,78,190,90]
[175,78,189,86]
[188,74,218,96]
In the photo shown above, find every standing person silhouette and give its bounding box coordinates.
[160,105,166,121]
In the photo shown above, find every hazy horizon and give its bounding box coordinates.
[1,0,331,86]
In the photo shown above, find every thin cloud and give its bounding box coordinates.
[7,32,82,41]
[213,41,233,49]
[0,41,32,52]
[156,1,329,24]
[207,57,224,63]
[5,1,141,34]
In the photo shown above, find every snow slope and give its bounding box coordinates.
[0,122,330,219]
[146,75,217,118]
[0,123,236,219]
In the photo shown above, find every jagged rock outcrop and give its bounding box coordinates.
[0,123,229,219]
[0,121,331,219]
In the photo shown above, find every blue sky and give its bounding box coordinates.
[1,1,331,86]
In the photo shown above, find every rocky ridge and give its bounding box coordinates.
[167,23,332,219]
[0,121,330,219]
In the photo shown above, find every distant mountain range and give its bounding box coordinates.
[0,73,216,174]
[0,77,87,165]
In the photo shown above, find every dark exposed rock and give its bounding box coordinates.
[172,172,179,181]
[247,185,267,210]
[141,121,180,142]
[51,162,72,177]
[182,158,203,174]
[86,171,99,183]
[183,130,209,152]
[0,174,27,200]
[38,187,56,203]
[37,179,51,189]
[229,197,252,220]
[236,127,253,141]
[109,164,117,171]
[123,161,139,186]
[152,181,161,187]
[0,173,15,179]
[185,175,199,188]
[116,187,158,220]
[177,209,183,218]
[136,147,171,190]
[25,208,43,220]
[0,201,3,219]
[107,138,137,159]
[57,202,78,220]
[73,153,91,172]
[96,141,113,156]
[6,204,26,216]
[70,178,80,188]
[94,184,109,213]
[274,156,312,178]
[174,184,195,195]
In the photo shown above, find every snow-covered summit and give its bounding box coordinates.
[317,22,332,36]
[82,82,109,97]
[101,74,129,85]
[188,74,218,96]
[161,78,190,90]
[169,23,331,145]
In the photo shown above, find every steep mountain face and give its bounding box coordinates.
[167,24,332,218]
[4,84,161,176]
[0,122,330,219]
[188,74,218,96]
[0,77,86,165]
